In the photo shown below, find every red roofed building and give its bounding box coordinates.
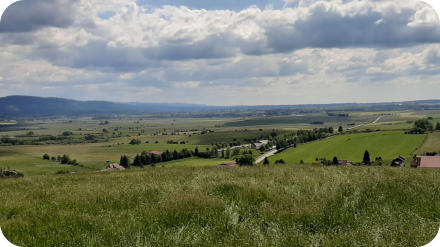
[411,156,440,168]
[218,162,237,167]
[149,151,163,156]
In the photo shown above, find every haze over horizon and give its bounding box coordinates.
[1,0,440,105]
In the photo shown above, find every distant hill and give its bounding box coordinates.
[1,95,440,118]
[0,96,215,117]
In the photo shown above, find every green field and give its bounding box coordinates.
[269,131,426,164]
[417,132,440,154]
[1,166,440,246]
[0,143,210,175]
[224,114,367,127]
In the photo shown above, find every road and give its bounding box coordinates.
[255,149,278,164]
[347,115,383,130]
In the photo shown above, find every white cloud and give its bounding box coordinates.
[0,0,439,105]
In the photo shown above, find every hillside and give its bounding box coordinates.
[0,96,213,117]
[1,166,439,246]
[269,131,426,164]
[1,95,440,118]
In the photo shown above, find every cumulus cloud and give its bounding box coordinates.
[0,0,80,33]
[0,0,440,105]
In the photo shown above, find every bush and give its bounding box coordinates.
[236,155,254,166]
[42,154,50,160]
[60,155,70,164]
[263,157,270,165]
[275,159,286,164]
[56,170,71,175]
[129,139,141,145]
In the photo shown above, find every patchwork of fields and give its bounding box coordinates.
[269,131,426,164]
[0,143,210,175]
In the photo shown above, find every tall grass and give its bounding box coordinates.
[1,165,439,246]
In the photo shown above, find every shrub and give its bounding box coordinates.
[275,159,286,164]
[60,155,70,164]
[129,139,141,145]
[56,170,70,175]
[42,154,50,160]
[263,157,270,165]
[236,155,254,166]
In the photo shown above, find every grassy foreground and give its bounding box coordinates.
[1,165,440,247]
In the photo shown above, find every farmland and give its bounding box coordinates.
[269,131,426,164]
[1,108,440,246]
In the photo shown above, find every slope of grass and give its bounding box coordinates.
[1,166,439,246]
[269,131,425,164]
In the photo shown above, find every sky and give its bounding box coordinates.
[0,0,440,105]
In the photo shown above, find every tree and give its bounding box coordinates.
[42,154,50,160]
[436,122,440,131]
[132,155,142,167]
[225,148,231,159]
[60,154,70,164]
[338,126,343,133]
[363,150,371,164]
[120,155,130,168]
[328,127,334,134]
[263,157,270,165]
[236,155,254,166]
[409,118,433,134]
[332,156,339,165]
[62,131,73,137]
[129,139,141,145]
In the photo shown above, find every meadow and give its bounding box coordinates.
[1,165,440,247]
[417,132,440,154]
[224,114,366,127]
[0,142,212,175]
[269,131,426,164]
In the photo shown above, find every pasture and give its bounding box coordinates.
[1,165,439,246]
[0,142,210,175]
[417,132,440,154]
[269,131,426,164]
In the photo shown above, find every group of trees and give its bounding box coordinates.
[235,155,255,166]
[408,119,436,134]
[320,150,381,166]
[43,153,79,166]
[120,148,193,168]
[273,127,336,151]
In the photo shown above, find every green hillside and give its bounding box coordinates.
[269,131,426,164]
[1,166,439,247]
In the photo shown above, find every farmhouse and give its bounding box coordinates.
[411,156,440,168]
[104,163,125,171]
[338,160,352,166]
[252,140,269,149]
[391,156,406,167]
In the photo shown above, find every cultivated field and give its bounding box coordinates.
[417,132,440,154]
[1,166,439,246]
[269,131,426,164]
